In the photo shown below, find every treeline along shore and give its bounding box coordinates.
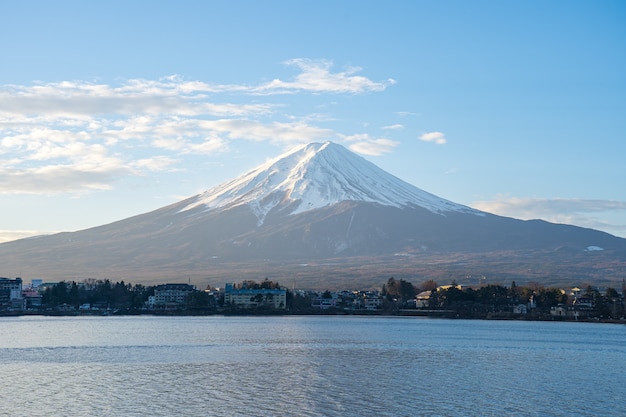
[2,277,625,323]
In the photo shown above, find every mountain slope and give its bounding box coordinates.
[1,141,625,288]
[180,141,481,224]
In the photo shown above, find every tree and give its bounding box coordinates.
[399,279,416,301]
[287,290,313,312]
[68,281,80,306]
[438,286,469,307]
[421,280,438,292]
[509,281,520,302]
[535,288,567,309]
[260,279,281,289]
[112,281,131,308]
[381,277,396,300]
[187,291,211,309]
[605,287,619,299]
[42,281,69,307]
[382,277,416,302]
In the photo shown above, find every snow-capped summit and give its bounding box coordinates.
[181,141,480,223]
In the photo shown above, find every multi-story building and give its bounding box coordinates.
[22,287,42,309]
[224,283,286,310]
[0,277,24,309]
[149,283,197,309]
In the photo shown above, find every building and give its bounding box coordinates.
[149,283,197,309]
[223,283,286,310]
[22,287,42,309]
[311,297,337,309]
[513,304,528,314]
[0,277,24,309]
[363,293,383,310]
[415,290,433,308]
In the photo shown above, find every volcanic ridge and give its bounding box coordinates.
[1,141,625,289]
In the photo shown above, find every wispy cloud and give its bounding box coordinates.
[419,131,447,145]
[0,78,269,117]
[0,60,393,195]
[381,124,404,130]
[0,163,130,195]
[472,197,626,237]
[344,135,399,156]
[252,59,396,95]
[396,111,421,117]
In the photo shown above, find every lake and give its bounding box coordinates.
[0,315,624,416]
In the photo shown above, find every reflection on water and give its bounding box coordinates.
[0,316,624,416]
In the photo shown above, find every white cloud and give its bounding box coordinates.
[131,156,180,172]
[472,197,626,238]
[0,80,272,118]
[0,60,394,195]
[419,131,447,145]
[253,59,396,94]
[197,119,335,144]
[0,163,130,195]
[344,136,399,156]
[381,124,404,130]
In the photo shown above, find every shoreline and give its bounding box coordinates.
[1,309,624,324]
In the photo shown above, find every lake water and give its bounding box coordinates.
[0,315,624,417]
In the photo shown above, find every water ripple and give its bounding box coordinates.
[0,316,624,417]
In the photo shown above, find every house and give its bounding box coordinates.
[57,303,75,312]
[362,293,383,310]
[415,291,433,308]
[573,296,594,308]
[513,304,527,314]
[223,283,286,310]
[311,297,337,309]
[550,305,567,317]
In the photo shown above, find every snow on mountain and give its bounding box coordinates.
[1,142,625,287]
[180,141,482,224]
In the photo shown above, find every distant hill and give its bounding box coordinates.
[1,141,625,289]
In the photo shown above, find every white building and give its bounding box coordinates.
[363,294,383,310]
[415,290,433,308]
[224,283,286,310]
[149,283,197,308]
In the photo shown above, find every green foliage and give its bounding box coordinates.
[187,290,212,309]
[605,287,619,299]
[382,277,416,302]
[239,279,282,290]
[41,279,154,310]
[286,290,312,311]
[438,286,472,306]
[417,281,616,317]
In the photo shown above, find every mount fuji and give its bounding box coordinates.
[1,141,625,289]
[180,141,482,223]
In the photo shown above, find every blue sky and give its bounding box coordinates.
[1,0,625,242]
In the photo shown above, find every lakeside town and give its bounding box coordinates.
[1,275,625,322]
